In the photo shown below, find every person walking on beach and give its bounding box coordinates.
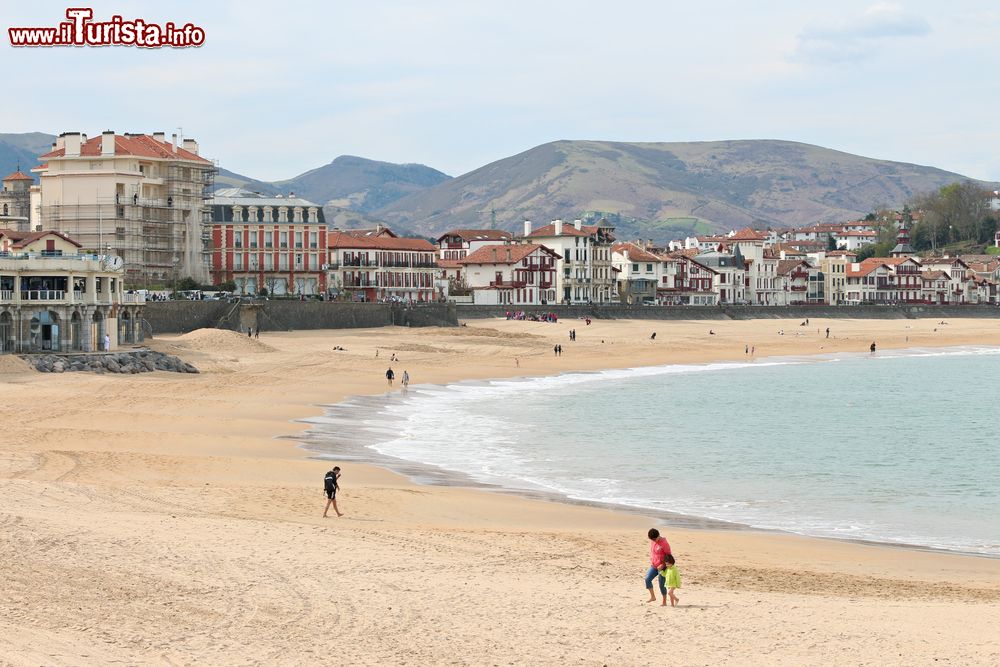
[659,553,681,607]
[323,466,343,517]
[825,327,830,339]
[402,370,410,390]
[870,341,877,355]
[650,332,656,341]
[255,327,259,339]
[386,367,395,386]
[644,528,672,604]
[103,334,111,352]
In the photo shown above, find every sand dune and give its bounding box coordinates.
[1,317,999,665]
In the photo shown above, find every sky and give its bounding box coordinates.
[3,1,999,182]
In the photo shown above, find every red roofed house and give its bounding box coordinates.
[776,259,814,305]
[327,231,437,302]
[458,243,560,305]
[729,229,780,305]
[659,253,718,305]
[0,169,33,231]
[919,257,971,303]
[36,131,217,285]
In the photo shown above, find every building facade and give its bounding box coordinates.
[36,131,217,286]
[327,231,438,302]
[0,170,33,231]
[437,229,513,261]
[459,243,560,305]
[524,219,616,304]
[208,188,327,296]
[0,229,140,353]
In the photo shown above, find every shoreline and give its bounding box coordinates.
[4,317,1000,664]
[295,343,1000,560]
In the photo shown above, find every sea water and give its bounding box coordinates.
[317,346,1000,556]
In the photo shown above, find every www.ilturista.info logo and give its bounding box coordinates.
[8,8,205,48]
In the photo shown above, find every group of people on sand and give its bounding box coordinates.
[645,528,682,606]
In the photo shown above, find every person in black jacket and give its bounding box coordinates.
[323,466,343,518]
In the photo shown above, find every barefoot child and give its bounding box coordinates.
[659,553,681,606]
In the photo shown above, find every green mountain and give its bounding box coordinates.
[0,132,55,181]
[275,155,451,213]
[373,140,993,240]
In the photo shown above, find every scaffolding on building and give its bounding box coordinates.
[39,162,217,288]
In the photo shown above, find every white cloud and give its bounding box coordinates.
[796,3,931,63]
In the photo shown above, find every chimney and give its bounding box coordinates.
[62,132,81,156]
[182,138,199,155]
[171,133,178,153]
[101,130,115,156]
[574,219,582,231]
[153,132,166,143]
[523,220,532,236]
[554,219,563,235]
[55,136,65,151]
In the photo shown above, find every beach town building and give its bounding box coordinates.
[458,243,560,305]
[327,231,437,302]
[921,270,951,305]
[208,188,327,296]
[684,235,728,252]
[523,219,616,304]
[919,257,971,303]
[658,253,718,305]
[0,229,140,353]
[694,247,747,305]
[437,229,512,261]
[776,259,815,305]
[35,131,217,286]
[728,228,780,305]
[834,230,878,251]
[0,169,33,231]
[818,252,855,305]
[611,242,662,305]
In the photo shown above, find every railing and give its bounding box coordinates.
[490,280,527,288]
[21,289,66,301]
[122,293,145,304]
[73,290,83,301]
[790,286,807,291]
[0,290,11,300]
[443,242,464,249]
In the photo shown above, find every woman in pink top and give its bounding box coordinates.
[644,528,671,603]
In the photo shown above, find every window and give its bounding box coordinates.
[632,263,639,272]
[295,232,303,248]
[646,264,653,272]
[280,231,288,248]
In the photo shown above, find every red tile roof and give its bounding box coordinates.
[2,170,33,181]
[526,222,596,238]
[438,229,513,243]
[612,242,661,263]
[437,259,463,269]
[5,229,81,248]
[459,243,560,265]
[729,227,770,241]
[41,134,211,163]
[339,227,398,239]
[777,259,809,275]
[327,230,435,252]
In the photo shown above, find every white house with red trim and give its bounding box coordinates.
[327,231,437,302]
[437,229,513,261]
[458,243,560,305]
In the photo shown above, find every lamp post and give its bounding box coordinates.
[171,255,180,298]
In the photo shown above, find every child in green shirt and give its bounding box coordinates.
[659,553,681,607]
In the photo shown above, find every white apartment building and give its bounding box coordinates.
[437,229,513,261]
[524,219,616,304]
[458,243,560,305]
[36,131,217,286]
[729,228,780,305]
[611,242,662,305]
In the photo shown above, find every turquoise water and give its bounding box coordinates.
[359,347,1000,555]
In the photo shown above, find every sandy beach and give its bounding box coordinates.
[2,316,1000,665]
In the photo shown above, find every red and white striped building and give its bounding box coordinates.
[209,189,327,296]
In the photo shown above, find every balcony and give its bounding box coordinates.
[790,285,807,291]
[20,289,66,301]
[490,280,526,288]
[122,293,146,304]
[539,281,553,289]
[443,241,464,249]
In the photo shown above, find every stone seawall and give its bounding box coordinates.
[143,301,458,335]
[454,304,1000,321]
[140,301,1000,335]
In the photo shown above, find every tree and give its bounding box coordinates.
[826,234,838,251]
[908,181,997,250]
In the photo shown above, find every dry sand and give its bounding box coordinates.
[2,316,1000,665]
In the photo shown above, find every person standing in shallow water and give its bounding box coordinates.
[386,367,395,386]
[644,528,671,604]
[870,341,877,355]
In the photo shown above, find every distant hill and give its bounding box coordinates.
[373,140,994,240]
[275,155,451,213]
[0,132,55,181]
[214,167,281,195]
